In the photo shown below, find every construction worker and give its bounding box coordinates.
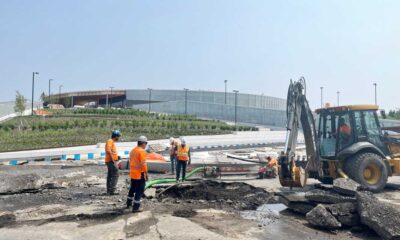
[127,136,148,212]
[337,117,352,147]
[169,137,177,174]
[266,156,278,178]
[175,137,191,182]
[338,118,352,136]
[258,156,278,179]
[105,130,121,195]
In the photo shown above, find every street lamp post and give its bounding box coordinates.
[233,90,239,125]
[59,85,63,105]
[337,91,340,106]
[48,79,54,105]
[31,72,39,115]
[148,88,152,113]
[320,86,324,108]
[224,80,228,104]
[109,87,114,108]
[183,88,189,115]
[373,83,377,105]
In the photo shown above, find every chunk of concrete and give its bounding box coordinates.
[0,173,43,194]
[305,189,356,204]
[306,205,342,229]
[0,211,16,227]
[144,188,156,199]
[314,183,334,191]
[333,178,360,196]
[357,191,400,240]
[326,202,359,227]
[278,192,316,215]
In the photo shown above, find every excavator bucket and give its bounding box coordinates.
[278,164,307,188]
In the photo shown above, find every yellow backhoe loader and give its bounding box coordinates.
[278,77,400,191]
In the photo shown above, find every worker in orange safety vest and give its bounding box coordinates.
[105,130,121,195]
[127,136,148,212]
[175,137,191,182]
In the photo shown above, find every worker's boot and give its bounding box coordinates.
[132,202,141,212]
[126,198,132,209]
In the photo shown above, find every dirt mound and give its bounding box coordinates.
[157,180,271,210]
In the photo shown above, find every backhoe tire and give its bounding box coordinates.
[344,152,388,192]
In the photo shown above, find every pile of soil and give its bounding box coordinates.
[157,180,272,210]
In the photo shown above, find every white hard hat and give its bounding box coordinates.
[138,136,148,143]
[169,137,175,143]
[180,137,186,144]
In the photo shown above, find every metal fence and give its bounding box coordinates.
[126,89,287,127]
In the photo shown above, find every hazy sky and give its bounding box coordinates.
[0,0,399,110]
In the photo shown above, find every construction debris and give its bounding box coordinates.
[332,178,360,196]
[326,202,359,227]
[279,182,400,240]
[357,191,400,240]
[0,211,16,227]
[0,173,43,194]
[278,192,316,214]
[306,204,342,229]
[157,180,272,210]
[305,189,356,204]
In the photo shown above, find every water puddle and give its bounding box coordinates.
[240,203,287,226]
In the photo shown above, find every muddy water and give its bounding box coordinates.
[241,203,287,226]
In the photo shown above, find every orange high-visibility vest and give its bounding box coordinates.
[176,144,190,161]
[267,158,278,168]
[339,124,352,135]
[105,139,118,163]
[130,146,148,180]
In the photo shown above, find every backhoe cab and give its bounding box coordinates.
[278,78,400,192]
[316,105,399,191]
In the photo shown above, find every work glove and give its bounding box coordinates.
[188,159,191,165]
[144,173,149,181]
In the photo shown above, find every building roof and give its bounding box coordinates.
[315,104,379,113]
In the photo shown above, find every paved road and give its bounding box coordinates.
[0,130,303,162]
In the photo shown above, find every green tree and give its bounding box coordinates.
[14,91,27,115]
[40,91,46,103]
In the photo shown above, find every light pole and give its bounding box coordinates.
[148,88,152,113]
[48,79,54,105]
[337,91,340,106]
[224,80,228,104]
[233,90,239,125]
[373,83,377,105]
[59,85,63,104]
[109,87,114,108]
[320,86,324,108]
[31,72,39,115]
[183,88,189,115]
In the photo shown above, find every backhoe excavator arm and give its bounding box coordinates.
[278,77,321,188]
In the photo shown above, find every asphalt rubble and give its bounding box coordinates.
[279,178,400,240]
[156,180,273,211]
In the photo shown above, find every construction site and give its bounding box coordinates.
[2,1,400,240]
